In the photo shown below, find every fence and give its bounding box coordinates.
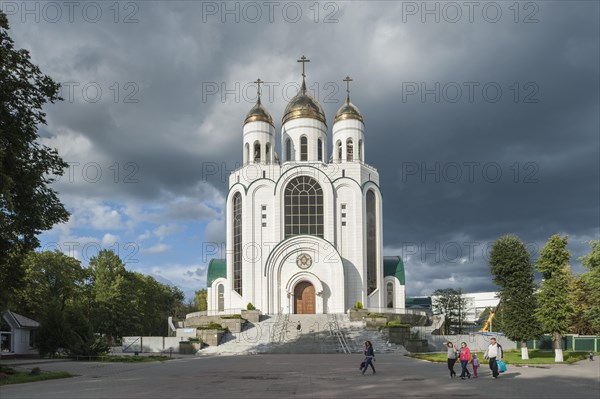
[526,335,600,351]
[363,307,428,316]
[185,308,244,318]
[122,336,182,353]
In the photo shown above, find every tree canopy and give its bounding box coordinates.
[0,10,69,310]
[10,250,187,355]
[432,288,468,335]
[489,235,541,345]
[535,234,573,360]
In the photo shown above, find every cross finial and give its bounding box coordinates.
[253,78,263,102]
[297,55,310,78]
[343,76,353,103]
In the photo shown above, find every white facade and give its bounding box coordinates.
[207,64,405,314]
[1,311,39,355]
[431,291,500,323]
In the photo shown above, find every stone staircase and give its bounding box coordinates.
[197,313,407,355]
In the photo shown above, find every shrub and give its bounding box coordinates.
[197,322,227,331]
[355,301,363,310]
[367,313,386,318]
[246,303,256,310]
[387,321,411,328]
[29,367,41,376]
[221,314,242,319]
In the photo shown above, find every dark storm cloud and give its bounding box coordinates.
[5,1,598,296]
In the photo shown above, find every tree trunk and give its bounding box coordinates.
[521,339,529,360]
[553,331,564,362]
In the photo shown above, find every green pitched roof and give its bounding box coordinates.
[383,256,405,285]
[207,258,226,287]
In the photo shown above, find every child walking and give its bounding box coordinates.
[472,353,480,378]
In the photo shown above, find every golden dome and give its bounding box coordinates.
[334,99,363,124]
[244,98,274,126]
[282,81,326,125]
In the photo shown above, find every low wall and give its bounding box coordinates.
[350,310,429,326]
[422,334,516,352]
[122,336,186,353]
[185,315,246,332]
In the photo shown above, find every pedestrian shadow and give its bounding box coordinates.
[499,372,521,379]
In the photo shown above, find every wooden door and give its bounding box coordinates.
[294,282,316,314]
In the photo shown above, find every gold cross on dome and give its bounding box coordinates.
[297,55,310,78]
[253,78,263,98]
[343,76,353,96]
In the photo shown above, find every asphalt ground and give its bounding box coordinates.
[1,353,599,398]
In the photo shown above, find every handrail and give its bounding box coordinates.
[364,307,428,316]
[328,314,351,354]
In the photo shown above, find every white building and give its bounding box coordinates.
[1,311,39,355]
[206,57,405,315]
[431,291,500,323]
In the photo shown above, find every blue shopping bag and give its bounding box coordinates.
[496,360,507,373]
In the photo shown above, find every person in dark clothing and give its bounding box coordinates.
[360,341,376,375]
[446,342,457,378]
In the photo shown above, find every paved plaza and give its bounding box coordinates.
[1,354,599,399]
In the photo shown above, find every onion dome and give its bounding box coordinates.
[244,97,274,126]
[282,55,326,125]
[334,75,363,124]
[244,78,274,127]
[334,100,363,124]
[282,80,327,125]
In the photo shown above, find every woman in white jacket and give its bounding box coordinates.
[484,337,503,379]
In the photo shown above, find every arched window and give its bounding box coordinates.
[232,192,243,295]
[387,282,393,308]
[244,143,249,165]
[317,139,323,162]
[300,136,308,161]
[366,190,377,295]
[265,143,271,164]
[218,284,224,312]
[358,140,363,162]
[254,142,261,163]
[336,140,342,162]
[286,138,292,162]
[346,139,354,162]
[284,176,323,238]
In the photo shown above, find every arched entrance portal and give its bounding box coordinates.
[294,282,316,314]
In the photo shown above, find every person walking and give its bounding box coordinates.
[459,342,471,379]
[360,341,376,375]
[472,353,480,378]
[484,337,503,379]
[446,342,457,379]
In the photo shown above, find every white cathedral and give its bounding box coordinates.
[206,57,405,315]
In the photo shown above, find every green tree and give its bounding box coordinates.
[573,240,600,333]
[194,288,208,312]
[0,11,69,310]
[89,249,133,341]
[535,234,573,362]
[89,249,186,340]
[568,275,595,334]
[11,251,93,356]
[489,235,541,359]
[432,288,468,335]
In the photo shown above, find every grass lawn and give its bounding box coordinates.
[406,350,597,365]
[0,366,72,385]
